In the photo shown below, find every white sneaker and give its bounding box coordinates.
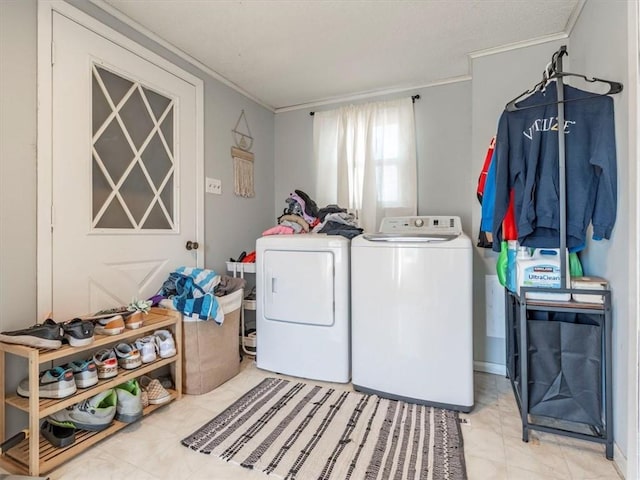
[153,330,176,358]
[134,336,158,363]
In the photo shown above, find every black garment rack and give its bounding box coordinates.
[503,45,622,460]
[505,45,622,284]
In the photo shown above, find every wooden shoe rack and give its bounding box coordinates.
[0,308,182,476]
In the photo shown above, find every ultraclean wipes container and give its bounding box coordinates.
[517,248,571,301]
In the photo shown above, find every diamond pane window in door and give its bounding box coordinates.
[92,64,175,230]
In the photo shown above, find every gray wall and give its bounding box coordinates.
[274,82,473,234]
[0,0,37,435]
[570,0,635,461]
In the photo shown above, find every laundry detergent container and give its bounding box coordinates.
[182,289,243,394]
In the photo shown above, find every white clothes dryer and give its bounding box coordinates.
[351,216,474,411]
[256,234,350,383]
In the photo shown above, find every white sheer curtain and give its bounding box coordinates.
[313,97,417,232]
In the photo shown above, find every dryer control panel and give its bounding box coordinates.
[379,216,462,235]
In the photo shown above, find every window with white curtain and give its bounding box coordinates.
[313,97,417,232]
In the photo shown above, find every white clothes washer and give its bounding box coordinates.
[256,234,350,383]
[351,216,474,412]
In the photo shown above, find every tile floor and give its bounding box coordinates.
[4,358,623,480]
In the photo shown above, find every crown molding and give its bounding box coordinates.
[88,0,275,112]
[468,32,569,59]
[565,0,587,36]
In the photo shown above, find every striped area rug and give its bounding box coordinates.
[182,378,467,480]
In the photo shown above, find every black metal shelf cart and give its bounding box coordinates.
[505,287,613,459]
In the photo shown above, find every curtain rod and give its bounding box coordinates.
[309,94,421,116]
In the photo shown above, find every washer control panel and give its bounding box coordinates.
[379,216,462,235]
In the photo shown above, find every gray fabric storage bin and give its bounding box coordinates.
[527,312,603,426]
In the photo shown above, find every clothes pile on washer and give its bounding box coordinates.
[263,189,363,239]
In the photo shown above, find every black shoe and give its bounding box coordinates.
[62,318,95,347]
[0,319,63,349]
[41,420,75,448]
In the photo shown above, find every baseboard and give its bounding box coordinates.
[473,361,506,376]
[613,442,627,479]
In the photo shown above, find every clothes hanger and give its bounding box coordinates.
[505,57,623,112]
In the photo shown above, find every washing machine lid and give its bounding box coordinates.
[353,215,470,248]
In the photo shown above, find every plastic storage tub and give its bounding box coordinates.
[571,276,608,304]
[182,289,243,394]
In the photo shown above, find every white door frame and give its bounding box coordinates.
[632,2,640,479]
[37,0,204,320]
[628,1,640,479]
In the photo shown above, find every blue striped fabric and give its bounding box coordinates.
[174,266,220,294]
[171,267,223,324]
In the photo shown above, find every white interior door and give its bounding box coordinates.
[50,12,202,318]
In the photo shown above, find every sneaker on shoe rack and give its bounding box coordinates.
[82,306,128,321]
[93,348,118,379]
[153,330,176,358]
[114,379,143,423]
[114,343,142,370]
[134,336,158,363]
[123,311,144,330]
[0,319,63,349]
[17,367,76,399]
[141,389,149,408]
[65,359,99,388]
[93,315,125,336]
[47,389,117,431]
[139,375,171,405]
[62,318,94,347]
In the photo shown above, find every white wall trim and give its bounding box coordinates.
[468,32,569,59]
[274,75,472,114]
[89,0,274,112]
[627,2,640,480]
[36,1,54,320]
[37,0,205,318]
[614,442,627,479]
[474,361,506,376]
[564,0,587,36]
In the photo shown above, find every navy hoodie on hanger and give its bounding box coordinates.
[492,83,617,252]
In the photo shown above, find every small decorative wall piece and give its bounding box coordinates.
[231,110,255,198]
[231,146,255,198]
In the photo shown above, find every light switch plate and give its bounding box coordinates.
[206,177,222,195]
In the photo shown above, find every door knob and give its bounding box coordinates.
[186,241,199,251]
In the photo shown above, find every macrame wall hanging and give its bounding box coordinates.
[231,110,255,198]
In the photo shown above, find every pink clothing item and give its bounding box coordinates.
[262,225,295,236]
